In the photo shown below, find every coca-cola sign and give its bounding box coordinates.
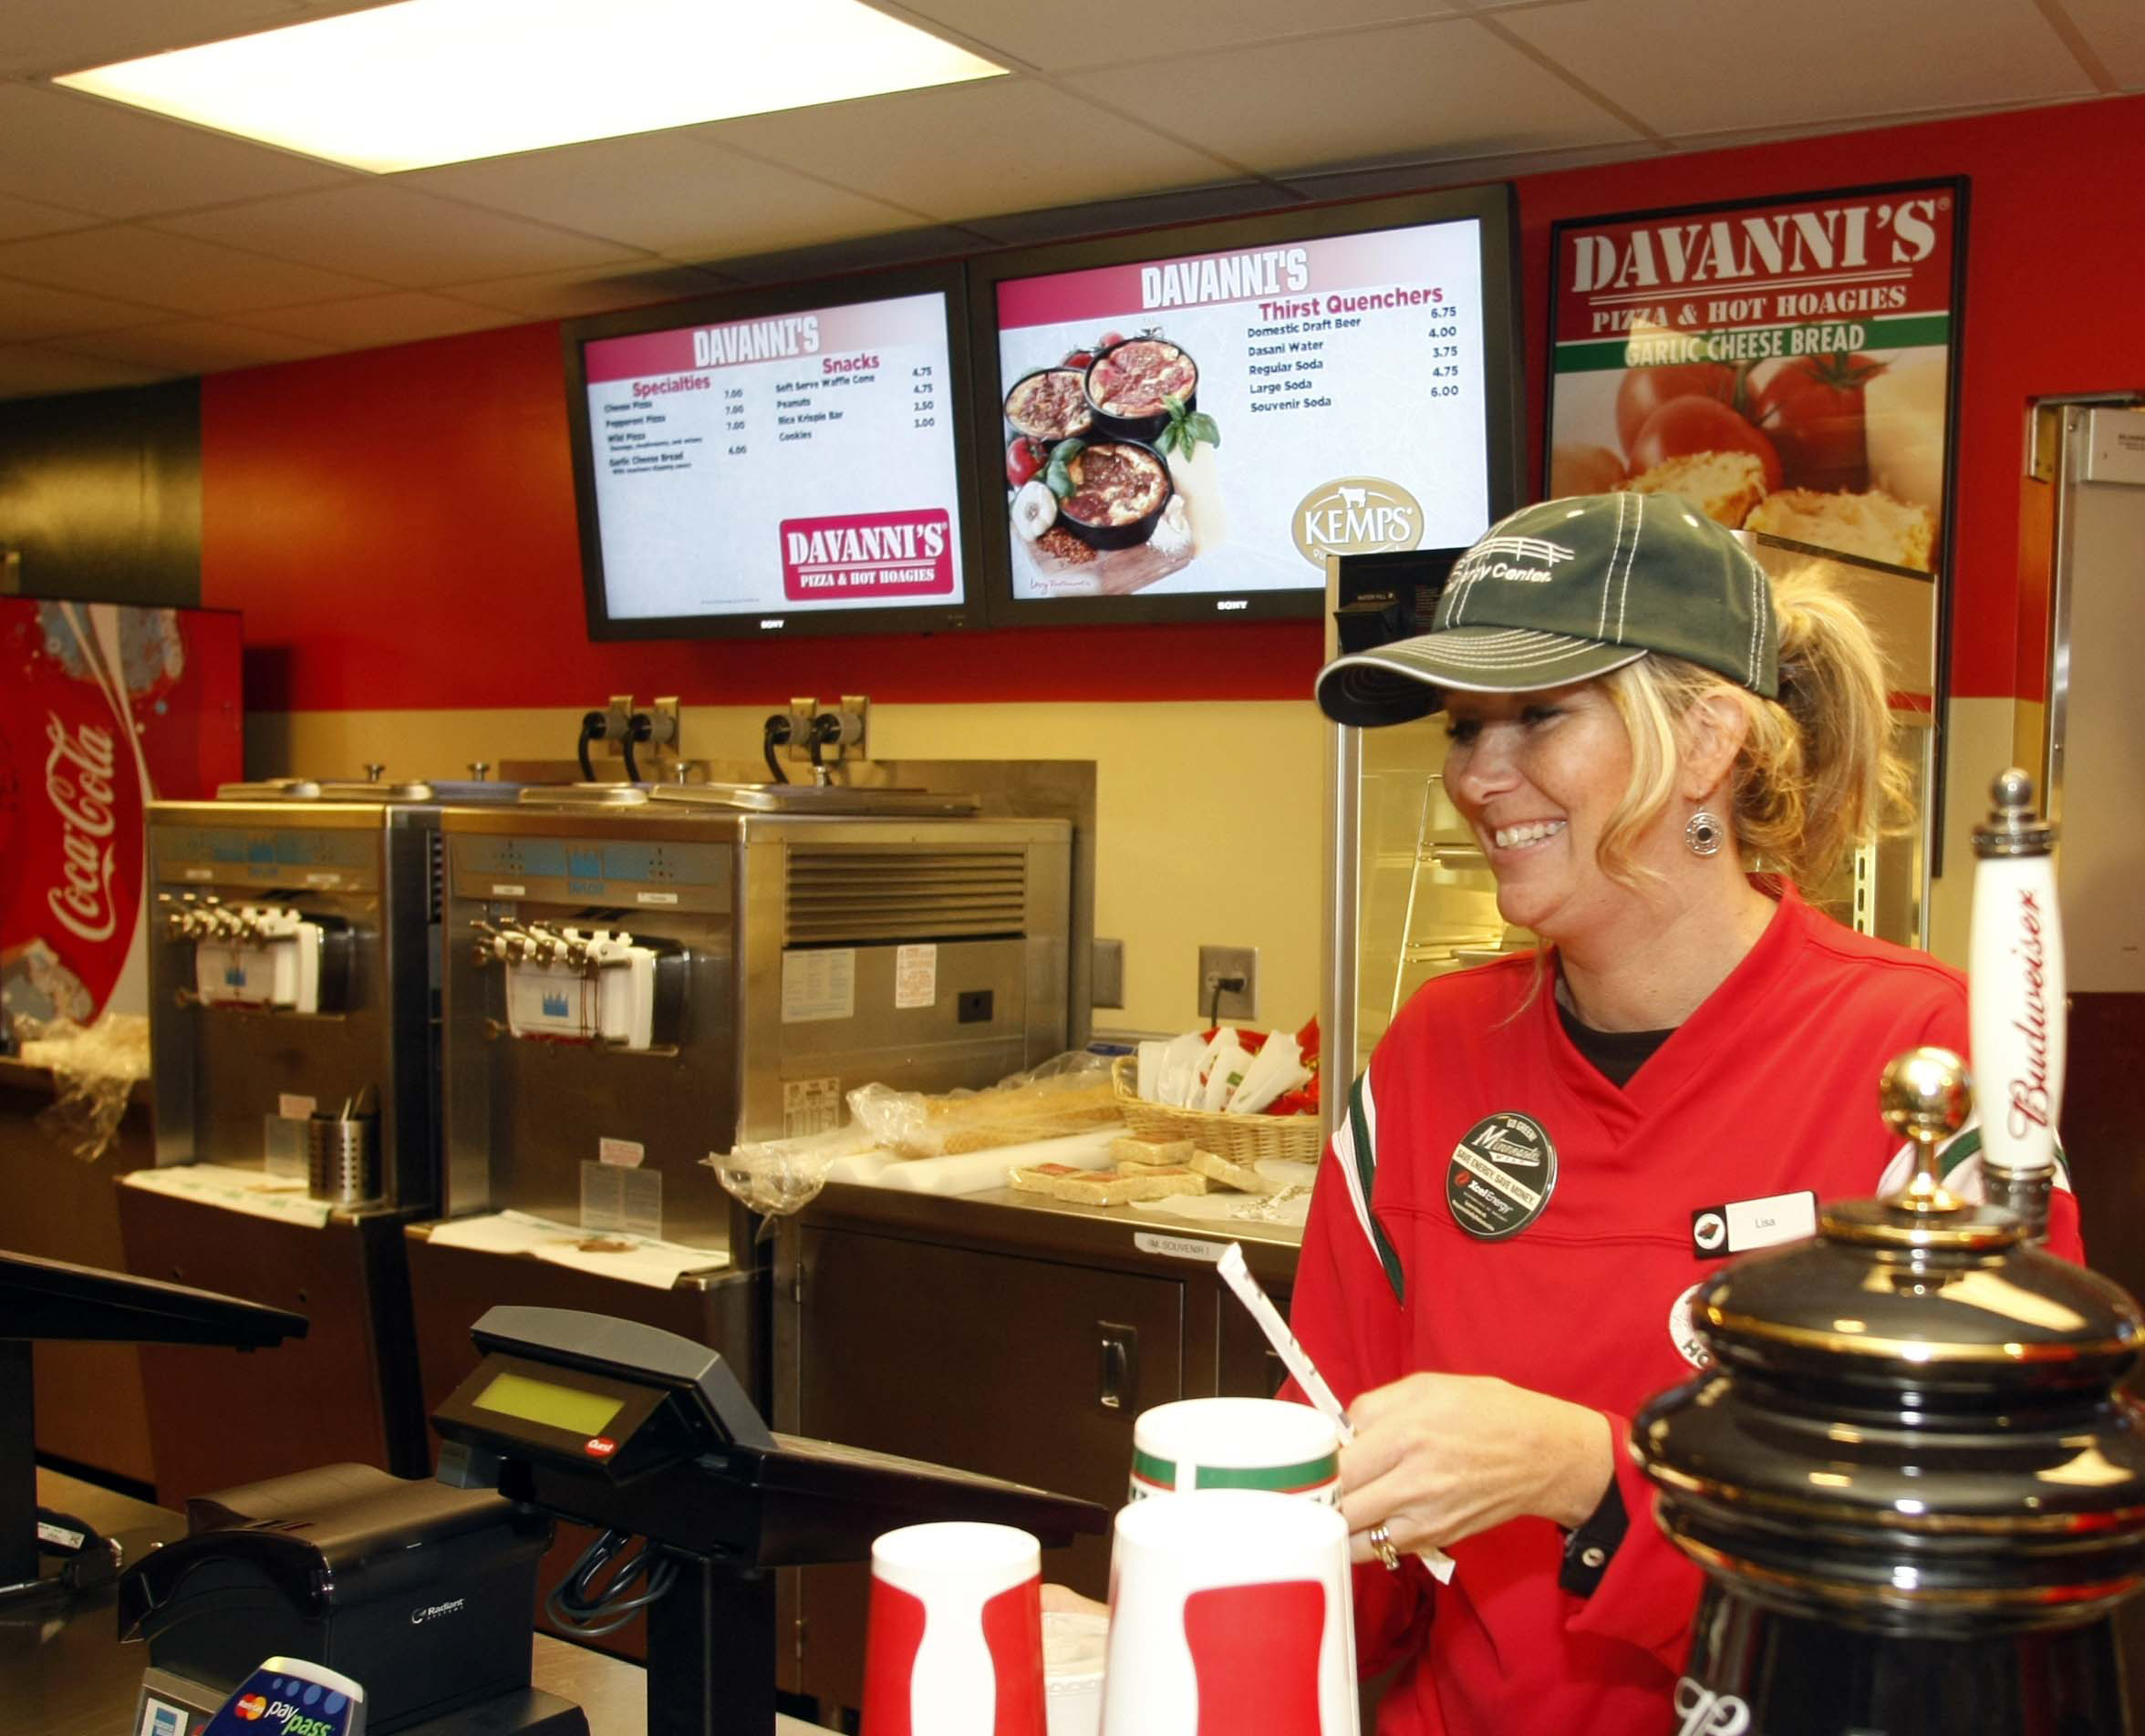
[45,710,123,945]
[1,600,242,1028]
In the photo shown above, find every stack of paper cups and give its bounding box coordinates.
[1100,1489,1359,1736]
[862,1522,1047,1736]
[1043,1608,1108,1736]
[1128,1398,1342,1504]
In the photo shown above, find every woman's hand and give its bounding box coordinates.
[1338,1372,1613,1565]
[1041,1584,1109,1618]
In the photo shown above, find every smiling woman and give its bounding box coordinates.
[1300,492,2084,1736]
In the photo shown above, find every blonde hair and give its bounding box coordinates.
[1595,565,1912,892]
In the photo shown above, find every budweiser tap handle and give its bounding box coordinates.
[1969,769,2064,1241]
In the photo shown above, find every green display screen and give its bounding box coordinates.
[472,1369,625,1437]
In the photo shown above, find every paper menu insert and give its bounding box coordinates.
[583,290,965,620]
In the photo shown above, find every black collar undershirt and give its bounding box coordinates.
[1554,997,1676,1089]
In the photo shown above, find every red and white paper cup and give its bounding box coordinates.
[863,1522,1047,1736]
[1099,1490,1358,1736]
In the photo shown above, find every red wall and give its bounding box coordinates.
[201,93,2145,711]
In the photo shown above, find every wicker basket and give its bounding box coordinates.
[1110,1056,1324,1165]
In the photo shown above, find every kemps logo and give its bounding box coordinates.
[1291,477,1424,566]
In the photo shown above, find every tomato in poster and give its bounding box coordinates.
[1627,396,1784,493]
[1005,437,1048,488]
[1747,353,1887,494]
[1615,363,1737,455]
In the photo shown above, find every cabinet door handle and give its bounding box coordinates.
[1098,1322,1138,1411]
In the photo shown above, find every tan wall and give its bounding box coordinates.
[250,699,1329,1039]
[254,688,2009,1038]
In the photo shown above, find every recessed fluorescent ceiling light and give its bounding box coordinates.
[56,0,1007,174]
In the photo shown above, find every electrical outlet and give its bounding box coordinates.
[604,693,635,757]
[1092,938,1125,1009]
[1197,945,1258,1022]
[649,696,681,760]
[836,693,870,760]
[786,697,817,763]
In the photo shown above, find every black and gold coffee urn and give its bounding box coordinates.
[1636,1049,2145,1735]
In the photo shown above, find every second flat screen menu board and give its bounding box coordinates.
[566,268,977,639]
[974,188,1522,625]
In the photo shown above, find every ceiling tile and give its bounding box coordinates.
[0,86,355,219]
[0,0,309,78]
[959,181,1294,245]
[708,79,1239,224]
[0,224,388,316]
[1497,0,2096,138]
[0,192,105,243]
[0,343,170,399]
[706,224,996,284]
[152,181,647,287]
[403,134,928,262]
[36,319,336,372]
[443,264,738,320]
[0,274,174,342]
[1059,17,1642,175]
[890,0,1476,72]
[2055,0,2145,86]
[233,291,513,348]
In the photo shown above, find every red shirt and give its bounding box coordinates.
[1289,884,2081,1736]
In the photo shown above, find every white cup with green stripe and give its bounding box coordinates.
[1127,1398,1341,1505]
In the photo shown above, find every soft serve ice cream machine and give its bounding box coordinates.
[129,778,514,1495]
[408,789,1074,1428]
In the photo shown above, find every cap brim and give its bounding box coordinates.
[1315,627,1648,728]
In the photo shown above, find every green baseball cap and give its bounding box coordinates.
[1316,493,1778,728]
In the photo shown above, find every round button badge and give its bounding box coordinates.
[1446,1111,1559,1241]
[1693,1211,1727,1253]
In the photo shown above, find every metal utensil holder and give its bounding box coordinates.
[306,1111,381,1205]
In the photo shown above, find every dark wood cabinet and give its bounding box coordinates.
[771,1184,1300,1708]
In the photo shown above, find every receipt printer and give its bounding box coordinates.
[119,1464,564,1735]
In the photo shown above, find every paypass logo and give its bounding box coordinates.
[1291,477,1424,566]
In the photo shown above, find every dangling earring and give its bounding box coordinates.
[1685,811,1725,857]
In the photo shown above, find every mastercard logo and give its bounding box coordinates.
[235,1696,268,1720]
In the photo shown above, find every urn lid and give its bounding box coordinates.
[1634,1049,2145,1632]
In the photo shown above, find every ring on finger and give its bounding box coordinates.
[1367,1521,1401,1572]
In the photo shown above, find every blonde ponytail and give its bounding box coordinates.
[1597,565,1912,892]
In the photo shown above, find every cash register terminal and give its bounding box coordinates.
[432,1305,1108,1736]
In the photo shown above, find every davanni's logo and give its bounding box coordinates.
[1292,476,1423,566]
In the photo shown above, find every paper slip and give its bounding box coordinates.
[423,1210,729,1289]
[120,1162,334,1229]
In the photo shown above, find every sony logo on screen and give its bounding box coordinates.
[1215,599,1249,612]
[759,619,786,631]
[1570,198,1943,293]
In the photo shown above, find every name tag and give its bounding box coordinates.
[1690,1190,1817,1257]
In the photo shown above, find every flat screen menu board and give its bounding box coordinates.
[969,188,1523,627]
[565,265,979,639]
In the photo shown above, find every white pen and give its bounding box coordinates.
[1217,1242,1456,1583]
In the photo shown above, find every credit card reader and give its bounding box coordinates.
[433,1306,1110,1736]
[135,1656,365,1736]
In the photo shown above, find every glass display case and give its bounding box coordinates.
[1320,532,1938,1111]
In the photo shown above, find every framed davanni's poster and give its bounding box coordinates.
[1544,180,1967,576]
[1545,179,1968,880]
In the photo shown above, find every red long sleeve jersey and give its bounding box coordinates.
[1288,884,2081,1736]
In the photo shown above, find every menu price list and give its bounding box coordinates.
[584,291,964,617]
[994,223,1493,599]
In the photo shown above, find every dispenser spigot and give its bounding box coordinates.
[1880,1047,1973,1214]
